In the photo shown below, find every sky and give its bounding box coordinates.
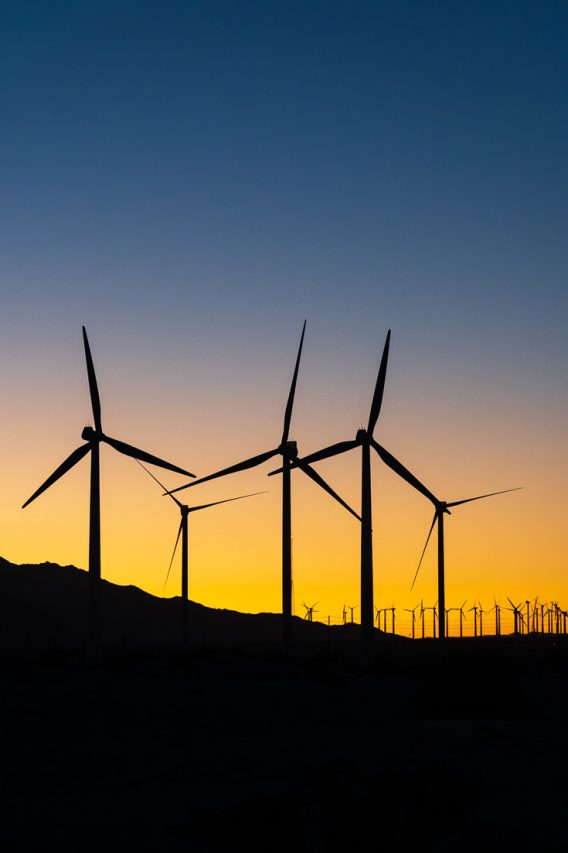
[1,0,567,636]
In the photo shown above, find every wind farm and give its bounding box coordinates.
[2,2,567,850]
[7,323,563,647]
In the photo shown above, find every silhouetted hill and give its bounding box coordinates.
[0,556,387,650]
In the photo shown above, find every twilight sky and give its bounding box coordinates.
[1,1,567,634]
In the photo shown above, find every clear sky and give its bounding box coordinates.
[1,1,567,635]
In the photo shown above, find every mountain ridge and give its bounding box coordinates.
[0,555,375,650]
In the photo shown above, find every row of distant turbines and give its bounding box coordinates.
[368,599,568,638]
[23,324,522,650]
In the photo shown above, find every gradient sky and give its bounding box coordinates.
[1,1,567,635]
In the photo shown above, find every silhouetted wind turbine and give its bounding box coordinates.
[507,598,523,634]
[457,600,467,638]
[409,486,522,639]
[422,602,437,638]
[478,601,485,637]
[303,602,318,622]
[137,461,262,645]
[270,330,408,646]
[490,598,501,637]
[469,603,479,637]
[22,327,194,649]
[404,605,418,639]
[167,322,359,644]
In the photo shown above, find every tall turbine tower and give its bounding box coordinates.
[168,322,360,644]
[270,330,426,647]
[22,327,194,648]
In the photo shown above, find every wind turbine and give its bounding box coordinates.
[445,604,462,638]
[478,601,486,637]
[469,603,478,637]
[408,485,522,639]
[137,461,262,645]
[270,330,415,646]
[348,604,357,624]
[303,602,318,622]
[507,598,523,634]
[404,605,418,639]
[167,322,359,644]
[457,601,467,638]
[22,327,194,648]
[525,600,531,635]
[490,599,501,637]
[422,602,437,638]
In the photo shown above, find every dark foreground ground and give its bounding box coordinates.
[2,636,568,852]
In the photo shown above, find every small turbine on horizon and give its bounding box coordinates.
[303,602,318,622]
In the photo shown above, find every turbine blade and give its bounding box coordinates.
[367,329,391,435]
[164,520,183,593]
[296,458,361,521]
[282,320,306,446]
[446,487,523,508]
[168,448,280,496]
[268,439,360,475]
[103,435,194,477]
[22,443,91,508]
[371,440,438,505]
[410,510,438,591]
[188,491,267,513]
[136,460,183,508]
[82,327,102,432]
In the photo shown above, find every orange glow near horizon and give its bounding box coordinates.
[2,328,566,643]
[2,318,568,633]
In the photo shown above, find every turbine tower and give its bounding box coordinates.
[406,484,522,639]
[167,322,360,644]
[138,462,261,645]
[22,327,194,649]
[270,330,415,647]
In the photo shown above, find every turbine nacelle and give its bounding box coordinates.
[355,428,368,444]
[81,426,102,443]
[282,440,298,458]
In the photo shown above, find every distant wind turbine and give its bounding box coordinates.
[469,603,478,637]
[407,484,522,639]
[303,602,318,622]
[167,322,360,644]
[507,598,524,634]
[404,605,418,639]
[22,327,194,648]
[137,461,262,645]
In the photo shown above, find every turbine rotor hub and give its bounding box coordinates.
[285,440,298,458]
[356,428,368,444]
[82,426,102,443]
